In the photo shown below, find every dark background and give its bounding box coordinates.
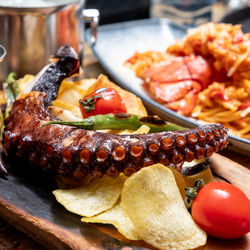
[85,0,150,24]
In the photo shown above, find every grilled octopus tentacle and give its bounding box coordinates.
[2,45,228,181]
[31,44,79,107]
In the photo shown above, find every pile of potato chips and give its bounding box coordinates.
[54,164,207,249]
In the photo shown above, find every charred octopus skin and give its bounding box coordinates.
[2,45,228,181]
[31,44,79,107]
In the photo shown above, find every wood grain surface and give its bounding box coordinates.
[211,153,250,199]
[0,220,45,250]
[0,150,249,250]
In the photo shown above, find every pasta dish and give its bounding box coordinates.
[125,23,250,139]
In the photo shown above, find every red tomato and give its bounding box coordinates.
[79,88,127,118]
[191,182,250,239]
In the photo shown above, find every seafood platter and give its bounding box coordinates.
[0,22,249,249]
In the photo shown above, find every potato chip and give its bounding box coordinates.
[57,78,96,104]
[53,174,126,217]
[167,167,186,199]
[81,201,140,241]
[97,124,151,136]
[117,125,150,135]
[121,164,207,250]
[57,87,83,107]
[53,78,96,116]
[52,99,82,118]
[132,125,150,134]
[48,106,82,122]
[0,90,6,105]
[17,74,35,93]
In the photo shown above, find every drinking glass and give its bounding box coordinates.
[151,0,215,26]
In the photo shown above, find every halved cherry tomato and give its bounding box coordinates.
[191,182,250,239]
[79,88,127,118]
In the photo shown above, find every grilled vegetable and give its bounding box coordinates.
[41,113,184,132]
[4,72,19,118]
[0,72,19,176]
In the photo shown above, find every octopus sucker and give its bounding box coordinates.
[158,151,170,166]
[195,145,205,160]
[79,149,90,164]
[148,143,160,155]
[161,136,174,151]
[176,135,186,148]
[112,146,126,162]
[142,156,154,168]
[184,148,195,162]
[130,145,144,158]
[205,145,214,158]
[106,163,120,177]
[96,149,109,163]
[187,133,198,144]
[2,45,229,183]
[124,163,138,177]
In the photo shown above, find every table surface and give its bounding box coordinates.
[1,25,250,249]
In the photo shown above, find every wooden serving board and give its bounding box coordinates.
[0,153,249,250]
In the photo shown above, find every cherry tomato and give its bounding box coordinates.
[191,182,250,239]
[79,88,127,118]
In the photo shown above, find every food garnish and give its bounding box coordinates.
[4,72,20,118]
[184,179,205,210]
[186,180,250,239]
[0,72,19,133]
[41,113,184,132]
[79,87,127,117]
[0,72,19,176]
[126,23,250,139]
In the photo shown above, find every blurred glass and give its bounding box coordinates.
[212,0,250,23]
[151,0,215,26]
[227,0,250,9]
